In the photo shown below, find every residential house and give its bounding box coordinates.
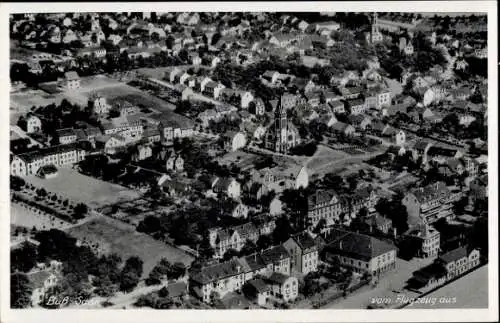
[157,113,195,142]
[64,71,80,90]
[308,189,343,228]
[213,177,241,199]
[165,153,184,172]
[436,247,481,280]
[28,270,60,305]
[329,100,346,114]
[404,224,440,258]
[250,98,266,116]
[223,131,247,152]
[402,181,453,226]
[95,134,127,155]
[246,279,271,306]
[260,245,291,276]
[266,273,298,303]
[240,91,254,109]
[331,122,355,136]
[189,259,246,303]
[283,233,319,275]
[208,223,259,258]
[346,98,367,115]
[261,70,280,85]
[89,95,111,115]
[131,144,153,161]
[25,115,42,133]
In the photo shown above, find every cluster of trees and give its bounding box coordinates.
[375,32,447,80]
[374,193,409,235]
[145,258,186,286]
[11,229,145,308]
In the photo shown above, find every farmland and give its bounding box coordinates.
[65,216,195,278]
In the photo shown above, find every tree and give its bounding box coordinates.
[272,215,293,244]
[146,258,171,286]
[256,234,273,250]
[73,203,88,218]
[11,243,38,273]
[375,196,409,235]
[166,35,175,49]
[300,274,320,297]
[11,273,33,308]
[93,275,118,297]
[137,215,161,234]
[119,256,143,292]
[10,175,26,191]
[119,270,140,293]
[168,262,186,280]
[241,282,258,300]
[211,32,222,46]
[222,248,239,261]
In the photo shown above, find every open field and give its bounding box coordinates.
[11,201,73,231]
[66,216,194,278]
[25,168,141,209]
[59,74,177,112]
[10,88,65,124]
[217,150,262,170]
[306,144,349,171]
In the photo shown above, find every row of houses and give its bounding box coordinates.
[307,186,379,229]
[191,231,320,304]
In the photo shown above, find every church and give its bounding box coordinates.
[366,12,383,44]
[264,93,301,154]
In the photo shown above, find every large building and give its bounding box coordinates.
[322,228,397,277]
[402,181,453,225]
[264,94,301,154]
[10,143,86,177]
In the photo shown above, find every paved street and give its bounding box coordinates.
[322,257,434,309]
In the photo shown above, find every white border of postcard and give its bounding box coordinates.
[0,1,498,322]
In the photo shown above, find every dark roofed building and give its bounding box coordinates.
[323,228,397,276]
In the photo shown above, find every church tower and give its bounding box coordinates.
[368,12,383,44]
[275,97,289,154]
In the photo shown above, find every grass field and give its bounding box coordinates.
[306,144,349,171]
[66,216,194,278]
[25,168,141,209]
[11,201,73,231]
[217,150,261,169]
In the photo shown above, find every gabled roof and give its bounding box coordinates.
[64,71,79,80]
[324,228,397,261]
[267,272,290,285]
[190,259,242,285]
[260,245,290,264]
[289,232,317,252]
[409,181,450,204]
[438,246,469,264]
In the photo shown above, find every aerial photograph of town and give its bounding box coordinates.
[8,11,489,311]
